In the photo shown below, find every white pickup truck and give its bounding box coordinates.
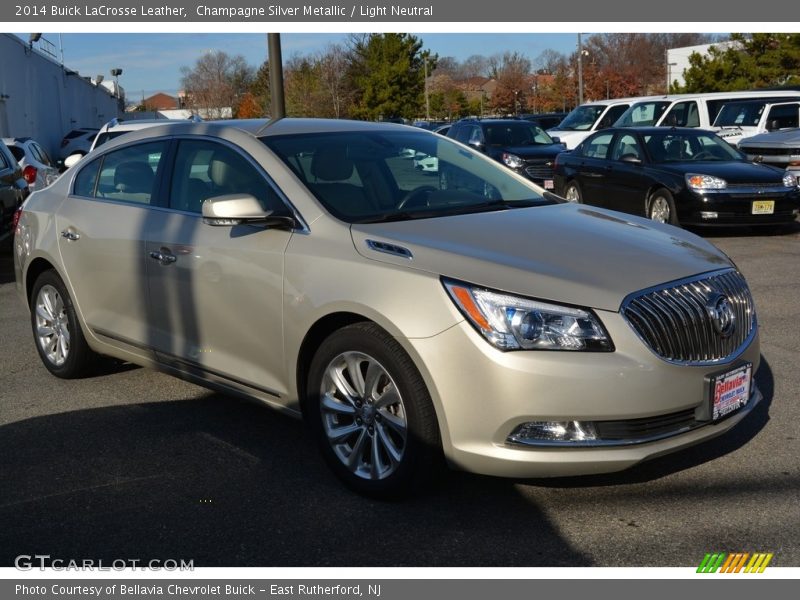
[712,99,800,146]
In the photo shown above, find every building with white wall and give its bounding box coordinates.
[0,33,123,158]
[666,40,740,89]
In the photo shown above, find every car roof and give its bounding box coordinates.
[103,118,419,140]
[597,126,714,134]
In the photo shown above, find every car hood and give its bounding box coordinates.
[740,128,800,147]
[489,144,565,159]
[543,130,589,149]
[350,203,732,312]
[652,160,786,182]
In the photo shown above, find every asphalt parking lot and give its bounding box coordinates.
[1,223,799,567]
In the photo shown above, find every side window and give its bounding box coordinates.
[664,101,700,127]
[95,141,167,205]
[8,146,25,163]
[580,132,614,159]
[597,105,629,129]
[453,125,472,144]
[0,147,9,170]
[766,104,800,130]
[468,126,485,145]
[73,159,101,197]
[168,139,287,215]
[612,134,643,161]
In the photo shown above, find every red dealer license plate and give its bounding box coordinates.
[709,363,752,421]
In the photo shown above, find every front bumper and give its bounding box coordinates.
[408,311,761,478]
[677,189,800,225]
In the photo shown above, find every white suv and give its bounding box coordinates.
[64,117,202,168]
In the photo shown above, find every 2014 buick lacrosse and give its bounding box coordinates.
[13,119,760,496]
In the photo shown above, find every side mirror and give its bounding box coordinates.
[551,136,561,144]
[468,139,485,151]
[620,154,643,165]
[767,119,780,131]
[202,194,294,229]
[63,153,83,169]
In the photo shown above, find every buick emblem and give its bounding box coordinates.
[706,293,736,338]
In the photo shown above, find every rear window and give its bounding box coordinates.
[7,145,25,162]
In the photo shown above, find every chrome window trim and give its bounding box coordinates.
[620,268,758,367]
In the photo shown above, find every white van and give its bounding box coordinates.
[612,90,800,132]
[547,96,661,149]
[711,99,800,146]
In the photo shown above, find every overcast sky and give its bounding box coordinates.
[19,32,582,98]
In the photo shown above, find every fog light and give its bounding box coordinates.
[793,209,799,216]
[700,211,719,220]
[508,420,598,445]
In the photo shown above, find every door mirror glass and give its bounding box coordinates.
[64,153,82,169]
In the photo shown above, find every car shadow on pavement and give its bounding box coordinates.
[0,392,591,567]
[517,355,775,489]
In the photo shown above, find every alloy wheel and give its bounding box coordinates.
[319,351,408,480]
[35,284,70,367]
[650,196,671,223]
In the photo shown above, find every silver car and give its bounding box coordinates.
[14,118,761,496]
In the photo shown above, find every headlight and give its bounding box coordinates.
[686,173,727,191]
[782,172,798,188]
[502,153,525,169]
[443,279,613,351]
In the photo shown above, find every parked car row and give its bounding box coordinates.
[0,139,30,243]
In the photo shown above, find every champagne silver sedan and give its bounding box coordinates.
[14,119,761,496]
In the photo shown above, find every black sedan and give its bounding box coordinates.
[553,127,800,226]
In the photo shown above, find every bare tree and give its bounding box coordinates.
[180,50,254,119]
[317,43,353,118]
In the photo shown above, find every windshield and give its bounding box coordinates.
[483,122,555,146]
[262,130,552,223]
[713,102,768,127]
[615,101,672,127]
[644,132,744,163]
[556,105,606,131]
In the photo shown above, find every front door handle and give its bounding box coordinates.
[149,250,177,266]
[60,229,80,241]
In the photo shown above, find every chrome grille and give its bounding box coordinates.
[622,270,756,365]
[740,146,797,156]
[524,161,555,180]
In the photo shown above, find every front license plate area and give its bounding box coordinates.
[701,362,752,422]
[544,179,554,189]
[752,200,775,214]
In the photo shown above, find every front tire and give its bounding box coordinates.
[30,270,97,378]
[648,189,679,225]
[306,322,441,498]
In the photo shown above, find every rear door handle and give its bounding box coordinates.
[60,229,80,241]
[149,250,177,265]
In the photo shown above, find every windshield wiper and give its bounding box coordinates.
[353,199,546,224]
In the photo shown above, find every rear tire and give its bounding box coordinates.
[30,270,98,378]
[563,180,583,203]
[305,322,442,498]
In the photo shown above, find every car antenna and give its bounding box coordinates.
[255,117,283,136]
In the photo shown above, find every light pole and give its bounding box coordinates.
[578,33,584,106]
[110,68,122,98]
[666,59,678,94]
[577,33,589,105]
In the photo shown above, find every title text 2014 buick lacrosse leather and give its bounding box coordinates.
[14,119,761,496]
